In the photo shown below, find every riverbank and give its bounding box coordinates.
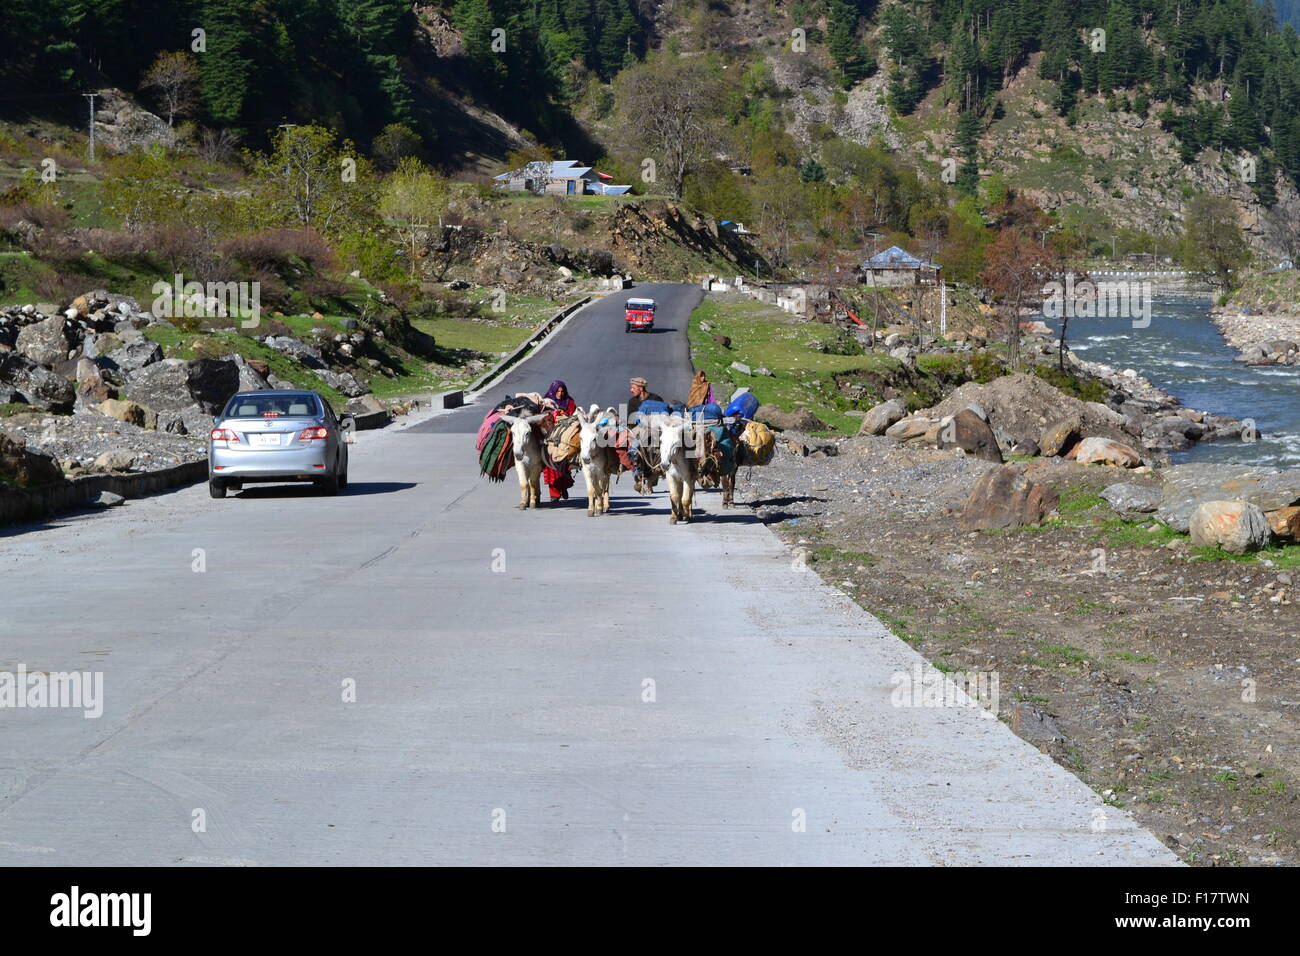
[1208,307,1300,366]
[1215,268,1300,365]
[1049,294,1299,468]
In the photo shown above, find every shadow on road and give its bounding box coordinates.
[234,481,418,498]
[603,502,760,524]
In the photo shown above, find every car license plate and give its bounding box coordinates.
[251,433,280,447]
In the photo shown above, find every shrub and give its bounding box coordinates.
[218,228,336,275]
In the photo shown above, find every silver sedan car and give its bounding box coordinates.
[208,389,351,498]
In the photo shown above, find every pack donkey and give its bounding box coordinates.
[498,413,547,509]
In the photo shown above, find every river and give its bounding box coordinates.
[1045,294,1300,468]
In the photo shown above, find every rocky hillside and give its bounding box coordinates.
[0,288,435,488]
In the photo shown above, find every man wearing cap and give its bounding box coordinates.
[628,376,663,415]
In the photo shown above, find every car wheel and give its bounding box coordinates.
[208,478,226,499]
[338,460,348,490]
[624,325,630,333]
[316,474,339,496]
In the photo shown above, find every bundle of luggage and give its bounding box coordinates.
[478,418,513,481]
[545,415,582,464]
[476,394,546,481]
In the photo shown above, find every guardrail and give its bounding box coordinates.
[1,459,208,527]
[466,295,592,395]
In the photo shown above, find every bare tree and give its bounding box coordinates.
[197,127,241,164]
[612,56,724,199]
[982,226,1052,370]
[141,51,201,128]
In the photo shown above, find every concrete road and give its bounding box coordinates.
[0,285,1178,865]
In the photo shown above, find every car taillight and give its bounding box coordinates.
[299,426,328,441]
[211,428,239,442]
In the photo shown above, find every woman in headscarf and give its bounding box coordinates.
[541,380,577,501]
[542,380,576,416]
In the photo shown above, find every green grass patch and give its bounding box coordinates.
[874,609,921,645]
[1189,542,1300,568]
[1056,488,1106,520]
[1093,518,1180,548]
[411,317,534,355]
[1030,364,1111,403]
[1039,642,1089,663]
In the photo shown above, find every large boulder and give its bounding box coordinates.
[186,358,240,413]
[858,398,908,436]
[124,359,190,411]
[1266,506,1300,541]
[1143,416,1204,452]
[1101,482,1161,516]
[1075,436,1143,468]
[95,398,155,429]
[0,352,75,412]
[103,338,163,375]
[1189,500,1271,554]
[1039,416,1080,457]
[755,404,828,432]
[126,357,239,415]
[960,466,1060,530]
[263,336,326,369]
[311,367,369,398]
[15,315,74,366]
[937,408,1003,463]
[0,429,63,486]
[885,417,936,443]
[226,353,271,391]
[82,331,125,360]
[92,449,137,472]
[1156,464,1300,533]
[923,373,1135,451]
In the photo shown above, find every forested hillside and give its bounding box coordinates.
[3,0,1300,282]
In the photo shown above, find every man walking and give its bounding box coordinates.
[628,376,663,415]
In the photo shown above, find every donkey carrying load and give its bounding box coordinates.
[478,394,552,510]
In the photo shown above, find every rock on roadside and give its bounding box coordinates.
[1189,500,1272,554]
[858,398,907,436]
[960,465,1060,531]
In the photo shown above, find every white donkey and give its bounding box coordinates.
[658,416,699,524]
[576,407,622,517]
[498,413,547,509]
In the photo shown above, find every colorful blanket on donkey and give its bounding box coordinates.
[478,419,513,481]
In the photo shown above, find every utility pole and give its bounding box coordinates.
[940,278,947,337]
[84,93,99,163]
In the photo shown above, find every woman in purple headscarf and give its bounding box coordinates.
[541,380,577,501]
[542,380,576,416]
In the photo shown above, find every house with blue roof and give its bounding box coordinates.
[493,160,632,197]
[857,245,942,287]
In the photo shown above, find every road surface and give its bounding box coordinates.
[0,284,1177,864]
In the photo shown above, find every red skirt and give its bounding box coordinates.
[544,465,574,498]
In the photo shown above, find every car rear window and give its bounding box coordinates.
[223,394,321,419]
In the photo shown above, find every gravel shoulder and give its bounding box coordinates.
[741,432,1300,867]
